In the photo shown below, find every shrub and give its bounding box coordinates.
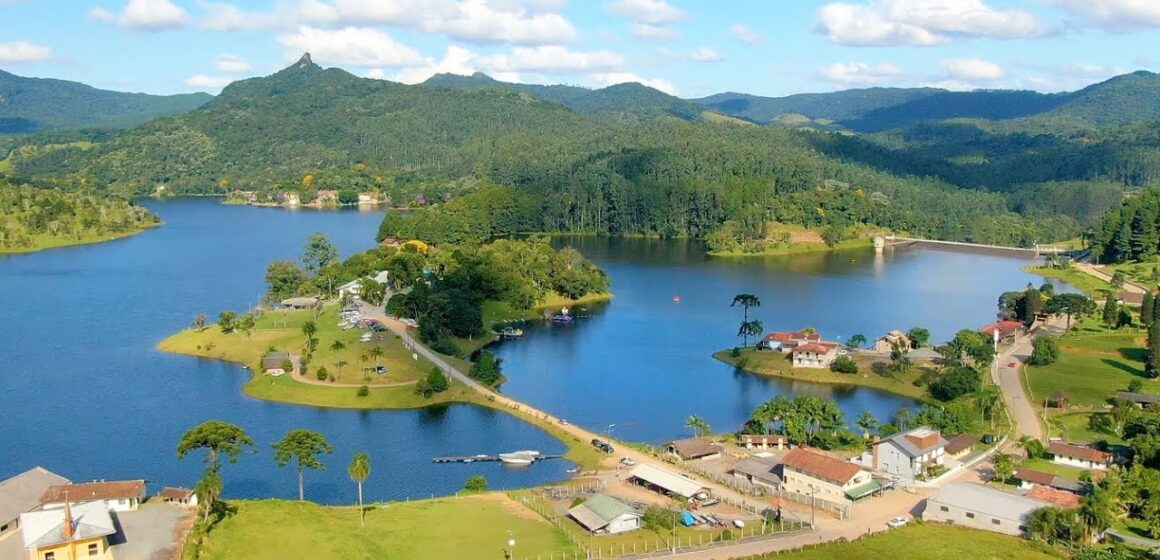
[641,506,679,531]
[315,366,329,381]
[930,366,982,401]
[871,361,892,377]
[357,385,369,397]
[1028,337,1059,366]
[464,475,487,492]
[730,347,741,358]
[830,356,858,374]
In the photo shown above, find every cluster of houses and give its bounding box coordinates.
[0,467,195,560]
[757,330,843,368]
[228,190,384,207]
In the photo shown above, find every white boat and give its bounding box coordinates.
[498,452,535,465]
[510,450,540,457]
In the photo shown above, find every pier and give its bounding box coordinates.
[432,454,564,463]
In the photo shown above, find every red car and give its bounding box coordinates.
[1007,361,1018,368]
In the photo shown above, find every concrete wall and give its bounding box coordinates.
[608,515,641,534]
[922,499,1027,537]
[1053,456,1107,470]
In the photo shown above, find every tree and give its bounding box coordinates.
[265,260,308,301]
[1080,485,1117,544]
[177,421,254,523]
[906,327,930,348]
[335,360,348,378]
[330,339,346,351]
[830,356,858,374]
[237,313,256,336]
[976,387,1001,428]
[731,294,761,346]
[368,345,385,370]
[930,366,982,401]
[192,314,207,330]
[1021,288,1044,326]
[1144,292,1155,326]
[737,319,764,347]
[1149,319,1160,378]
[418,367,449,397]
[1103,292,1119,327]
[272,429,334,501]
[1017,436,1046,459]
[302,233,339,277]
[993,453,1015,483]
[1029,337,1060,366]
[685,415,711,437]
[1129,378,1144,393]
[1046,293,1095,330]
[855,411,878,439]
[464,475,488,492]
[218,310,238,334]
[889,341,912,374]
[348,451,371,528]
[471,351,503,385]
[847,333,866,349]
[1028,506,1083,545]
[893,406,914,431]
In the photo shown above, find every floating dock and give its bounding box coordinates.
[433,454,563,463]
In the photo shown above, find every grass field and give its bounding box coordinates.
[1052,411,1125,445]
[715,348,930,401]
[763,523,1060,560]
[1023,322,1151,409]
[1107,257,1160,288]
[1025,265,1113,296]
[1017,457,1093,479]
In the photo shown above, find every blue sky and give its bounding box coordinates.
[1,0,1158,98]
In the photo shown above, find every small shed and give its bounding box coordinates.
[1051,390,1071,409]
[738,434,787,450]
[262,351,291,372]
[280,296,318,309]
[667,438,723,461]
[159,487,198,508]
[944,434,977,459]
[567,495,642,534]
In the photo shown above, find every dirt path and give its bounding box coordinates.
[1073,262,1150,293]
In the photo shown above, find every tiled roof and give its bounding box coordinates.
[668,438,722,460]
[781,448,864,485]
[877,427,948,458]
[979,321,1023,335]
[1048,442,1113,464]
[160,487,194,500]
[1015,469,1055,486]
[1025,485,1081,508]
[793,342,838,354]
[944,434,977,455]
[41,480,146,504]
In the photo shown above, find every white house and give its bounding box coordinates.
[160,487,199,508]
[1048,442,1114,470]
[872,427,949,481]
[758,331,820,352]
[567,494,642,535]
[337,279,363,299]
[791,343,840,368]
[0,467,70,540]
[923,483,1049,537]
[780,448,874,501]
[41,480,146,512]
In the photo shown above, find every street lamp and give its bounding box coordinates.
[607,423,615,441]
[505,529,515,559]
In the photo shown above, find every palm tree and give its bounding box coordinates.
[335,360,348,378]
[685,415,711,437]
[975,387,1001,428]
[348,451,371,528]
[737,319,764,347]
[855,411,879,439]
[368,346,385,369]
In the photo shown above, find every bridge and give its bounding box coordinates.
[879,235,1073,259]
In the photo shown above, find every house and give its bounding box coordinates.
[944,434,976,460]
[19,501,116,560]
[758,331,820,352]
[791,343,840,368]
[1117,391,1160,409]
[628,464,708,500]
[1048,442,1114,470]
[738,434,788,450]
[0,467,70,540]
[1024,485,1081,508]
[159,487,198,508]
[779,447,875,501]
[280,296,317,309]
[979,320,1023,344]
[41,480,146,512]
[279,192,301,206]
[922,483,1049,537]
[337,279,363,299]
[667,438,723,461]
[874,330,911,354]
[567,494,642,534]
[872,427,948,481]
[371,270,390,284]
[357,192,379,205]
[262,351,291,373]
[730,456,782,490]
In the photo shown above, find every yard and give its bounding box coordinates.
[764,523,1060,560]
[1023,323,1151,409]
[714,348,929,401]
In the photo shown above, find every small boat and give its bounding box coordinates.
[500,327,524,338]
[498,452,535,465]
[551,314,573,323]
[673,295,681,303]
[566,467,580,474]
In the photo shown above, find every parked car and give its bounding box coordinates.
[598,442,614,454]
[590,438,604,447]
[619,457,636,466]
[886,516,908,528]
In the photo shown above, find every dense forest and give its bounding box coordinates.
[6,56,1160,250]
[1091,187,1160,263]
[0,178,158,251]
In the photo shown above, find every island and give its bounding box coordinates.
[0,180,159,253]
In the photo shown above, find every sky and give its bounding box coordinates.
[1,0,1159,98]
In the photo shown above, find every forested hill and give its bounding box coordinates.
[422,72,703,121]
[0,69,212,134]
[696,71,1160,133]
[0,177,158,252]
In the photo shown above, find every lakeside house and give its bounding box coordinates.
[262,351,291,374]
[628,464,708,500]
[159,487,198,508]
[1048,442,1114,470]
[337,270,391,299]
[41,480,146,512]
[20,501,116,560]
[730,456,782,491]
[790,342,840,368]
[872,426,949,481]
[922,483,1049,537]
[567,494,642,535]
[779,447,874,501]
[979,320,1023,344]
[0,467,70,540]
[757,331,819,352]
[280,296,318,309]
[873,330,911,354]
[667,438,723,461]
[1117,391,1160,409]
[943,434,977,460]
[737,434,788,451]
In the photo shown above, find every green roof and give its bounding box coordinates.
[845,479,884,500]
[581,494,637,522]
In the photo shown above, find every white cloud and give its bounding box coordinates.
[940,57,1003,81]
[0,41,52,63]
[590,71,676,94]
[391,45,484,84]
[1052,0,1160,32]
[198,1,284,31]
[816,0,1047,46]
[688,47,722,63]
[431,0,577,44]
[605,0,685,23]
[730,24,763,44]
[631,23,678,41]
[478,45,623,73]
[278,26,425,67]
[90,0,189,31]
[921,79,979,91]
[817,62,905,85]
[214,53,252,73]
[183,74,234,89]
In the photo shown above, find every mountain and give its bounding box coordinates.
[696,71,1160,133]
[423,72,703,121]
[0,69,212,134]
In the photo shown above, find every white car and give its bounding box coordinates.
[886,516,908,528]
[619,457,636,466]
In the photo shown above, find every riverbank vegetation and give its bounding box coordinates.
[0,180,158,253]
[714,348,928,401]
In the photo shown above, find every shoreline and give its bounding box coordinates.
[712,348,931,402]
[1022,263,1112,296]
[707,238,873,257]
[0,222,160,255]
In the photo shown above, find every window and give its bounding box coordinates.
[965,512,975,519]
[992,519,1001,525]
[1019,525,1028,532]
[89,543,100,555]
[939,506,949,512]
[44,553,55,560]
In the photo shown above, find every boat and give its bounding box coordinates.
[550,314,573,323]
[498,452,535,465]
[500,326,524,338]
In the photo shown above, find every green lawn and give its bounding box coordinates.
[1025,264,1113,297]
[1107,257,1160,288]
[765,523,1060,560]
[1051,412,1125,445]
[1023,324,1153,409]
[715,348,930,401]
[1018,457,1093,479]
[196,496,571,560]
[0,223,157,254]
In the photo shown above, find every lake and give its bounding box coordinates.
[0,201,1063,504]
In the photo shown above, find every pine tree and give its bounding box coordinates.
[1143,292,1155,326]
[1148,320,1160,378]
[1102,292,1118,327]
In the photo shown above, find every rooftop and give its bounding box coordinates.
[160,487,194,500]
[730,457,782,486]
[979,320,1023,335]
[1048,442,1113,464]
[0,467,70,523]
[780,447,865,485]
[1015,468,1056,486]
[629,464,706,499]
[668,438,722,459]
[793,342,838,354]
[944,433,977,455]
[20,501,116,549]
[1025,485,1081,508]
[927,483,1049,522]
[877,426,948,458]
[1117,391,1160,404]
[42,480,146,504]
[567,494,640,531]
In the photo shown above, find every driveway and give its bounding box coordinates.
[109,502,192,560]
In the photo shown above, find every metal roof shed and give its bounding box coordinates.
[629,464,706,499]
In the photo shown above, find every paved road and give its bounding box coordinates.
[1074,263,1150,293]
[991,316,1071,443]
